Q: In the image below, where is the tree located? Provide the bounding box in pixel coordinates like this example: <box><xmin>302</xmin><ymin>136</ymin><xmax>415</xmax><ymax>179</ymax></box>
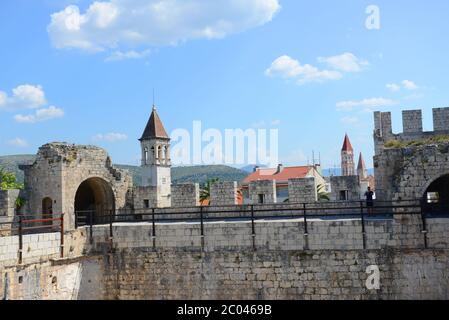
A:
<box><xmin>317</xmin><ymin>184</ymin><xmax>330</xmax><ymax>201</ymax></box>
<box><xmin>0</xmin><ymin>166</ymin><xmax>26</xmax><ymax>210</ymax></box>
<box><xmin>0</xmin><ymin>166</ymin><xmax>24</xmax><ymax>190</ymax></box>
<box><xmin>200</xmin><ymin>178</ymin><xmax>219</xmax><ymax>205</ymax></box>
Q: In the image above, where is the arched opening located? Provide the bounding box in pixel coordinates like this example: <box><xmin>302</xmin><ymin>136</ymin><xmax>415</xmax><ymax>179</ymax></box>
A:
<box><xmin>74</xmin><ymin>177</ymin><xmax>115</xmax><ymax>226</ymax></box>
<box><xmin>423</xmin><ymin>174</ymin><xmax>449</xmax><ymax>214</ymax></box>
<box><xmin>144</xmin><ymin>148</ymin><xmax>149</xmax><ymax>165</ymax></box>
<box><xmin>42</xmin><ymin>197</ymin><xmax>53</xmax><ymax>226</ymax></box>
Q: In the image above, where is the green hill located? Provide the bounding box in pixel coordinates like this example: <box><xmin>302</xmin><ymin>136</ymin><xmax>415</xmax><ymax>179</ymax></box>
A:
<box><xmin>0</xmin><ymin>155</ymin><xmax>247</xmax><ymax>186</ymax></box>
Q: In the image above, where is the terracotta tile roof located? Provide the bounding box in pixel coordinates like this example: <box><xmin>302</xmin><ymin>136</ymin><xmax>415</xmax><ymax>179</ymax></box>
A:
<box><xmin>243</xmin><ymin>166</ymin><xmax>314</xmax><ymax>184</ymax></box>
<box><xmin>341</xmin><ymin>133</ymin><xmax>354</xmax><ymax>152</ymax></box>
<box><xmin>140</xmin><ymin>107</ymin><xmax>169</xmax><ymax>140</ymax></box>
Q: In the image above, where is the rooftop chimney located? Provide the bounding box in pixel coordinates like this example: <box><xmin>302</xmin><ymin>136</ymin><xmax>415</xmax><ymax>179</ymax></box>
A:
<box><xmin>276</xmin><ymin>164</ymin><xmax>284</xmax><ymax>174</ymax></box>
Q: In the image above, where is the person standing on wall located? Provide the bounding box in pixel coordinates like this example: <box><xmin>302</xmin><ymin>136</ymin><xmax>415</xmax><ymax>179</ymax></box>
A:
<box><xmin>365</xmin><ymin>187</ymin><xmax>375</xmax><ymax>214</ymax></box>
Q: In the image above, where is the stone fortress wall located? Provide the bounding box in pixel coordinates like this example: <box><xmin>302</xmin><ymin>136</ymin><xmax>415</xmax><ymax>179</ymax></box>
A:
<box><xmin>1</xmin><ymin>216</ymin><xmax>449</xmax><ymax>300</ymax></box>
<box><xmin>374</xmin><ymin>107</ymin><xmax>449</xmax><ymax>201</ymax></box>
<box><xmin>1</xmin><ymin>107</ymin><xmax>449</xmax><ymax>300</ymax></box>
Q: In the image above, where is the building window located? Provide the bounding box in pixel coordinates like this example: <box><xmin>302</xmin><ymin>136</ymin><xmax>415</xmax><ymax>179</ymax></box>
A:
<box><xmin>258</xmin><ymin>194</ymin><xmax>265</xmax><ymax>204</ymax></box>
<box><xmin>162</xmin><ymin>178</ymin><xmax>167</xmax><ymax>184</ymax></box>
<box><xmin>339</xmin><ymin>190</ymin><xmax>349</xmax><ymax>201</ymax></box>
<box><xmin>144</xmin><ymin>200</ymin><xmax>150</xmax><ymax>209</ymax></box>
<box><xmin>144</xmin><ymin>148</ymin><xmax>148</xmax><ymax>165</ymax></box>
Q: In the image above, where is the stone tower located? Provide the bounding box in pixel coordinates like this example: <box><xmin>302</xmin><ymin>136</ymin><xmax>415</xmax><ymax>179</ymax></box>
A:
<box><xmin>341</xmin><ymin>134</ymin><xmax>355</xmax><ymax>176</ymax></box>
<box><xmin>139</xmin><ymin>105</ymin><xmax>171</xmax><ymax>207</ymax></box>
<box><xmin>357</xmin><ymin>152</ymin><xmax>368</xmax><ymax>180</ymax></box>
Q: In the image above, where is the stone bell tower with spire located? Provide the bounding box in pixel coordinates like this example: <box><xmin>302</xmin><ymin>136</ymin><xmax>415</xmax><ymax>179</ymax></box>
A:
<box><xmin>139</xmin><ymin>104</ymin><xmax>171</xmax><ymax>207</ymax></box>
<box><xmin>341</xmin><ymin>133</ymin><xmax>355</xmax><ymax>176</ymax></box>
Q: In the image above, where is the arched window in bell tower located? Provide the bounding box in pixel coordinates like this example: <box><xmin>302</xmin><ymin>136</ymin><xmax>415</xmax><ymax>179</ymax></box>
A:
<box><xmin>157</xmin><ymin>145</ymin><xmax>162</xmax><ymax>160</ymax></box>
<box><xmin>144</xmin><ymin>148</ymin><xmax>148</xmax><ymax>165</ymax></box>
<box><xmin>161</xmin><ymin>145</ymin><xmax>166</xmax><ymax>163</ymax></box>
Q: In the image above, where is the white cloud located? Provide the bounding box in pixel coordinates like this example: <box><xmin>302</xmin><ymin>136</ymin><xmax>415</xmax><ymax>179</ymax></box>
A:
<box><xmin>48</xmin><ymin>0</ymin><xmax>281</xmax><ymax>52</ymax></box>
<box><xmin>336</xmin><ymin>98</ymin><xmax>398</xmax><ymax>112</ymax></box>
<box><xmin>14</xmin><ymin>106</ymin><xmax>65</xmax><ymax>123</ymax></box>
<box><xmin>386</xmin><ymin>83</ymin><xmax>401</xmax><ymax>92</ymax></box>
<box><xmin>318</xmin><ymin>52</ymin><xmax>368</xmax><ymax>72</ymax></box>
<box><xmin>402</xmin><ymin>80</ymin><xmax>418</xmax><ymax>90</ymax></box>
<box><xmin>0</xmin><ymin>85</ymin><xmax>47</xmax><ymax>110</ymax></box>
<box><xmin>386</xmin><ymin>80</ymin><xmax>419</xmax><ymax>92</ymax></box>
<box><xmin>93</xmin><ymin>132</ymin><xmax>128</xmax><ymax>142</ymax></box>
<box><xmin>105</xmin><ymin>49</ymin><xmax>151</xmax><ymax>62</ymax></box>
<box><xmin>265</xmin><ymin>55</ymin><xmax>342</xmax><ymax>85</ymax></box>
<box><xmin>7</xmin><ymin>138</ymin><xmax>29</xmax><ymax>148</ymax></box>
<box><xmin>271</xmin><ymin>119</ymin><xmax>281</xmax><ymax>126</ymax></box>
<box><xmin>340</xmin><ymin>116</ymin><xmax>359</xmax><ymax>124</ymax></box>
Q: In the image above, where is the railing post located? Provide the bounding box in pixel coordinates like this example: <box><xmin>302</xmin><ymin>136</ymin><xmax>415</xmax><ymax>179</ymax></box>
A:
<box><xmin>360</xmin><ymin>201</ymin><xmax>367</xmax><ymax>250</ymax></box>
<box><xmin>200</xmin><ymin>206</ymin><xmax>205</xmax><ymax>250</ymax></box>
<box><xmin>60</xmin><ymin>213</ymin><xmax>64</xmax><ymax>259</ymax></box>
<box><xmin>420</xmin><ymin>200</ymin><xmax>428</xmax><ymax>249</ymax></box>
<box><xmin>109</xmin><ymin>210</ymin><xmax>114</xmax><ymax>253</ymax></box>
<box><xmin>18</xmin><ymin>215</ymin><xmax>23</xmax><ymax>264</ymax></box>
<box><xmin>251</xmin><ymin>205</ymin><xmax>256</xmax><ymax>250</ymax></box>
<box><xmin>89</xmin><ymin>210</ymin><xmax>93</xmax><ymax>245</ymax></box>
<box><xmin>151</xmin><ymin>208</ymin><xmax>156</xmax><ymax>249</ymax></box>
<box><xmin>303</xmin><ymin>203</ymin><xmax>309</xmax><ymax>250</ymax></box>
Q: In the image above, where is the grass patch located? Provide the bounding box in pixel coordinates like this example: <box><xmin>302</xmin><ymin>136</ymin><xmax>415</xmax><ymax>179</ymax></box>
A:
<box><xmin>384</xmin><ymin>135</ymin><xmax>449</xmax><ymax>149</ymax></box>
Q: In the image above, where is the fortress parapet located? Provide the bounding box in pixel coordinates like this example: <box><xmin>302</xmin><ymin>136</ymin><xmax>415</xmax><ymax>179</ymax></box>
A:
<box><xmin>374</xmin><ymin>107</ymin><xmax>449</xmax><ymax>154</ymax></box>
<box><xmin>373</xmin><ymin>107</ymin><xmax>449</xmax><ymax>202</ymax></box>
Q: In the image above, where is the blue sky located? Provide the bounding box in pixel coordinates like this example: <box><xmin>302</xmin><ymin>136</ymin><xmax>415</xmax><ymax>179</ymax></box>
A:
<box><xmin>1</xmin><ymin>0</ymin><xmax>449</xmax><ymax>169</ymax></box>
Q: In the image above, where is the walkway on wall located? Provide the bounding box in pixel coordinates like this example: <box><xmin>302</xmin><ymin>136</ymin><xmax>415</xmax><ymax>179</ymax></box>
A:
<box><xmin>74</xmin><ymin>199</ymin><xmax>449</xmax><ymax>250</ymax></box>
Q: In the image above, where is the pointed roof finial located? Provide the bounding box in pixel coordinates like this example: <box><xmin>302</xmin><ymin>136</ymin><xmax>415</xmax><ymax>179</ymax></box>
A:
<box><xmin>140</xmin><ymin>91</ymin><xmax>169</xmax><ymax>141</ymax></box>
<box><xmin>152</xmin><ymin>88</ymin><xmax>156</xmax><ymax>111</ymax></box>
<box><xmin>341</xmin><ymin>133</ymin><xmax>354</xmax><ymax>152</ymax></box>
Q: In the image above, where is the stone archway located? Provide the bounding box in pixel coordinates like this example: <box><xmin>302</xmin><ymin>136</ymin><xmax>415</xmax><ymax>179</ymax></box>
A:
<box><xmin>74</xmin><ymin>177</ymin><xmax>115</xmax><ymax>226</ymax></box>
<box><xmin>42</xmin><ymin>197</ymin><xmax>53</xmax><ymax>226</ymax></box>
<box><xmin>422</xmin><ymin>174</ymin><xmax>449</xmax><ymax>214</ymax></box>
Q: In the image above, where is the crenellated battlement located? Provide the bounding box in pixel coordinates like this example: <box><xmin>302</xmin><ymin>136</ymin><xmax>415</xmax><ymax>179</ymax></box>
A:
<box><xmin>374</xmin><ymin>107</ymin><xmax>449</xmax><ymax>154</ymax></box>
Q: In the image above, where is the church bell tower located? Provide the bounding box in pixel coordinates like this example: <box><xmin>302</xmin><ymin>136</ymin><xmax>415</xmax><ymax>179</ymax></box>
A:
<box><xmin>139</xmin><ymin>104</ymin><xmax>171</xmax><ymax>207</ymax></box>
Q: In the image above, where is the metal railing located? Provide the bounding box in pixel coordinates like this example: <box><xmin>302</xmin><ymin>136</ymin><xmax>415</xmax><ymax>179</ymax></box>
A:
<box><xmin>0</xmin><ymin>214</ymin><xmax>65</xmax><ymax>264</ymax></box>
<box><xmin>75</xmin><ymin>199</ymin><xmax>449</xmax><ymax>251</ymax></box>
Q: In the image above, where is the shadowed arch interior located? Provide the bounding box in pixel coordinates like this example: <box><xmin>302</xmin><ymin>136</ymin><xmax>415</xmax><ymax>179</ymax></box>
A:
<box><xmin>75</xmin><ymin>178</ymin><xmax>115</xmax><ymax>225</ymax></box>
<box><xmin>423</xmin><ymin>174</ymin><xmax>449</xmax><ymax>214</ymax></box>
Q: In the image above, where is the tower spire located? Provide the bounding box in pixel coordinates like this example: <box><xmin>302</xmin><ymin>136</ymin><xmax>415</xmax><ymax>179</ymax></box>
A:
<box><xmin>341</xmin><ymin>133</ymin><xmax>355</xmax><ymax>176</ymax></box>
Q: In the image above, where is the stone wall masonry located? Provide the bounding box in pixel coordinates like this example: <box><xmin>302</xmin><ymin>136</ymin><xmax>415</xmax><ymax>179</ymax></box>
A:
<box><xmin>132</xmin><ymin>186</ymin><xmax>157</xmax><ymax>210</ymax></box>
<box><xmin>22</xmin><ymin>143</ymin><xmax>134</xmax><ymax>231</ymax></box>
<box><xmin>249</xmin><ymin>180</ymin><xmax>277</xmax><ymax>204</ymax></box>
<box><xmin>3</xmin><ymin>247</ymin><xmax>449</xmax><ymax>300</ymax></box>
<box><xmin>0</xmin><ymin>218</ymin><xmax>448</xmax><ymax>300</ymax></box>
<box><xmin>0</xmin><ymin>256</ymin><xmax>104</xmax><ymax>300</ymax></box>
<box><xmin>0</xmin><ymin>228</ymin><xmax>89</xmax><ymax>269</ymax></box>
<box><xmin>0</xmin><ymin>190</ymin><xmax>20</xmax><ymax>236</ymax></box>
<box><xmin>374</xmin><ymin>143</ymin><xmax>449</xmax><ymax>201</ymax></box>
<box><xmin>0</xmin><ymin>232</ymin><xmax>61</xmax><ymax>268</ymax></box>
<box><xmin>330</xmin><ymin>176</ymin><xmax>361</xmax><ymax>202</ymax></box>
<box><xmin>288</xmin><ymin>178</ymin><xmax>317</xmax><ymax>204</ymax></box>
<box><xmin>402</xmin><ymin>110</ymin><xmax>423</xmax><ymax>133</ymax></box>
<box><xmin>0</xmin><ymin>189</ymin><xmax>19</xmax><ymax>217</ymax></box>
<box><xmin>98</xmin><ymin>248</ymin><xmax>449</xmax><ymax>300</ymax></box>
<box><xmin>88</xmin><ymin>217</ymin><xmax>449</xmax><ymax>253</ymax></box>
<box><xmin>210</xmin><ymin>181</ymin><xmax>238</xmax><ymax>206</ymax></box>
<box><xmin>433</xmin><ymin>107</ymin><xmax>449</xmax><ymax>131</ymax></box>
<box><xmin>171</xmin><ymin>184</ymin><xmax>200</xmax><ymax>208</ymax></box>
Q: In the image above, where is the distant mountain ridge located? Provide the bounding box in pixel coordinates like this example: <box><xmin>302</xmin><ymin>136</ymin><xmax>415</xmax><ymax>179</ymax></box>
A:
<box><xmin>0</xmin><ymin>155</ymin><xmax>247</xmax><ymax>186</ymax></box>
